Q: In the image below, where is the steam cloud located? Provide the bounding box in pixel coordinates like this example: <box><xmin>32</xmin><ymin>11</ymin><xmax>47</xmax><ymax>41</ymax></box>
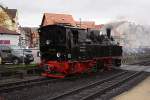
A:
<box><xmin>107</xmin><ymin>20</ymin><xmax>150</xmax><ymax>54</ymax></box>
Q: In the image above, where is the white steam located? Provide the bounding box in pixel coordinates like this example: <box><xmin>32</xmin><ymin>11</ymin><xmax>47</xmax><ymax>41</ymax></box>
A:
<box><xmin>108</xmin><ymin>20</ymin><xmax>150</xmax><ymax>54</ymax></box>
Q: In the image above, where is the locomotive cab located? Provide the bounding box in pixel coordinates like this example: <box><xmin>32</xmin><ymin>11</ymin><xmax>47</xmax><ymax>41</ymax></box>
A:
<box><xmin>39</xmin><ymin>25</ymin><xmax>86</xmax><ymax>61</ymax></box>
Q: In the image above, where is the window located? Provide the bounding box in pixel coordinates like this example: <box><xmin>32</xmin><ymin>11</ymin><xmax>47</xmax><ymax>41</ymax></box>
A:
<box><xmin>72</xmin><ymin>30</ymin><xmax>78</xmax><ymax>45</ymax></box>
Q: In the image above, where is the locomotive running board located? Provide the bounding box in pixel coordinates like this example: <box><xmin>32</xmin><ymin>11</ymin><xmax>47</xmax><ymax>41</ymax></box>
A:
<box><xmin>41</xmin><ymin>73</ymin><xmax>65</xmax><ymax>78</ymax></box>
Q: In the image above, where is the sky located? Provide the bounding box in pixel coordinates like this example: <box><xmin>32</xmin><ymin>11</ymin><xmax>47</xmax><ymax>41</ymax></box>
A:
<box><xmin>1</xmin><ymin>0</ymin><xmax>150</xmax><ymax>27</ymax></box>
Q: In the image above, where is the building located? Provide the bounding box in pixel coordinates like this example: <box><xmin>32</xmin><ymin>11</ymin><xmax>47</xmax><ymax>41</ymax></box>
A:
<box><xmin>30</xmin><ymin>27</ymin><xmax>39</xmax><ymax>48</ymax></box>
<box><xmin>0</xmin><ymin>5</ymin><xmax>20</xmax><ymax>47</ymax></box>
<box><xmin>21</xmin><ymin>27</ymin><xmax>39</xmax><ymax>48</ymax></box>
<box><xmin>41</xmin><ymin>13</ymin><xmax>76</xmax><ymax>26</ymax></box>
<box><xmin>0</xmin><ymin>26</ymin><xmax>20</xmax><ymax>45</ymax></box>
<box><xmin>20</xmin><ymin>27</ymin><xmax>31</xmax><ymax>48</ymax></box>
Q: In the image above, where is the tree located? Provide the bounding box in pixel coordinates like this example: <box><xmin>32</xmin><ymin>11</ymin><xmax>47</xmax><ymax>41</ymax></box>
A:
<box><xmin>0</xmin><ymin>5</ymin><xmax>10</xmax><ymax>28</ymax></box>
<box><xmin>0</xmin><ymin>11</ymin><xmax>7</xmax><ymax>23</ymax></box>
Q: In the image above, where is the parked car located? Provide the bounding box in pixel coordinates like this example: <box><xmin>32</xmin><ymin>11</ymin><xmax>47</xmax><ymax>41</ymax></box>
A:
<box><xmin>0</xmin><ymin>45</ymin><xmax>34</xmax><ymax>64</ymax></box>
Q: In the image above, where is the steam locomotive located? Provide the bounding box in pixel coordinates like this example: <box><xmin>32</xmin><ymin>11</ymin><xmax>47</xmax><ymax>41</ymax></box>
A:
<box><xmin>38</xmin><ymin>24</ymin><xmax>122</xmax><ymax>78</ymax></box>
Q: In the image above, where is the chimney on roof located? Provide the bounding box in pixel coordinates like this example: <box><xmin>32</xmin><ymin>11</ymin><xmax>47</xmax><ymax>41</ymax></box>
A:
<box><xmin>79</xmin><ymin>18</ymin><xmax>82</xmax><ymax>28</ymax></box>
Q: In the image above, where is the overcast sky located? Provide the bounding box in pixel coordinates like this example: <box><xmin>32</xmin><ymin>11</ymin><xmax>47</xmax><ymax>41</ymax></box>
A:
<box><xmin>1</xmin><ymin>0</ymin><xmax>150</xmax><ymax>27</ymax></box>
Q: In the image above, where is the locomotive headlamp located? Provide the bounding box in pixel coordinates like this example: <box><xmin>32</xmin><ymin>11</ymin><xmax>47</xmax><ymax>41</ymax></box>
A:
<box><xmin>56</xmin><ymin>52</ymin><xmax>61</xmax><ymax>58</ymax></box>
<box><xmin>46</xmin><ymin>40</ymin><xmax>50</xmax><ymax>45</ymax></box>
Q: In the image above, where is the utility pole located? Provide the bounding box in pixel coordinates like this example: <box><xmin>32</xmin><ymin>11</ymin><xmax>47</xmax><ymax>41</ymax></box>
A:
<box><xmin>20</xmin><ymin>36</ymin><xmax>25</xmax><ymax>65</ymax></box>
<box><xmin>79</xmin><ymin>18</ymin><xmax>82</xmax><ymax>28</ymax></box>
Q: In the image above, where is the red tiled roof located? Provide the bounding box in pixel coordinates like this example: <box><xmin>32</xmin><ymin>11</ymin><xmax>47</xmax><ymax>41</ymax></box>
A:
<box><xmin>76</xmin><ymin>21</ymin><xmax>95</xmax><ymax>29</ymax></box>
<box><xmin>95</xmin><ymin>24</ymin><xmax>104</xmax><ymax>30</ymax></box>
<box><xmin>41</xmin><ymin>13</ymin><xmax>104</xmax><ymax>30</ymax></box>
<box><xmin>41</xmin><ymin>13</ymin><xmax>76</xmax><ymax>26</ymax></box>
<box><xmin>0</xmin><ymin>26</ymin><xmax>20</xmax><ymax>35</ymax></box>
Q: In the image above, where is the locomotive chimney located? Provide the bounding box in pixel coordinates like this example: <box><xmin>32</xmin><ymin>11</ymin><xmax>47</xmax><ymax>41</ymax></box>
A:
<box><xmin>106</xmin><ymin>28</ymin><xmax>111</xmax><ymax>39</ymax></box>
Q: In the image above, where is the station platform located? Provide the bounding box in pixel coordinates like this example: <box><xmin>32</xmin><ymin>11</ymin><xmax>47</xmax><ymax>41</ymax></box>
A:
<box><xmin>112</xmin><ymin>76</ymin><xmax>150</xmax><ymax>100</ymax></box>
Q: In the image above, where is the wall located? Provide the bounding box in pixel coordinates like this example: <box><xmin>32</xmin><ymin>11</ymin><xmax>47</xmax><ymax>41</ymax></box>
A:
<box><xmin>0</xmin><ymin>34</ymin><xmax>20</xmax><ymax>45</ymax></box>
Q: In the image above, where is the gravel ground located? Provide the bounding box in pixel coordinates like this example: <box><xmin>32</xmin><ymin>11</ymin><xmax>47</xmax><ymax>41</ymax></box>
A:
<box><xmin>0</xmin><ymin>69</ymin><xmax>124</xmax><ymax>100</ymax></box>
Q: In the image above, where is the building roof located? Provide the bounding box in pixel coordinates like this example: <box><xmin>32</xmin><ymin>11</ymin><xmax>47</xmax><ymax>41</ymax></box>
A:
<box><xmin>0</xmin><ymin>5</ymin><xmax>6</xmax><ymax>11</ymax></box>
<box><xmin>30</xmin><ymin>27</ymin><xmax>38</xmax><ymax>33</ymax></box>
<box><xmin>95</xmin><ymin>24</ymin><xmax>104</xmax><ymax>30</ymax></box>
<box><xmin>0</xmin><ymin>26</ymin><xmax>20</xmax><ymax>35</ymax></box>
<box><xmin>21</xmin><ymin>27</ymin><xmax>31</xmax><ymax>33</ymax></box>
<box><xmin>5</xmin><ymin>9</ymin><xmax>17</xmax><ymax>19</ymax></box>
<box><xmin>0</xmin><ymin>5</ymin><xmax>17</xmax><ymax>22</ymax></box>
<box><xmin>76</xmin><ymin>21</ymin><xmax>96</xmax><ymax>29</ymax></box>
<box><xmin>40</xmin><ymin>13</ymin><xmax>104</xmax><ymax>30</ymax></box>
<box><xmin>41</xmin><ymin>13</ymin><xmax>76</xmax><ymax>26</ymax></box>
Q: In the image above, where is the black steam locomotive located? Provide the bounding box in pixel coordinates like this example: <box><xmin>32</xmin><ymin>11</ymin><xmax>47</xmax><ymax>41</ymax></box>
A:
<box><xmin>38</xmin><ymin>24</ymin><xmax>122</xmax><ymax>78</ymax></box>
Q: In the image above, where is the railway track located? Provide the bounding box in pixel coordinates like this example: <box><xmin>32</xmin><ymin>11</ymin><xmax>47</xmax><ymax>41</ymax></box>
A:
<box><xmin>0</xmin><ymin>77</ymin><xmax>61</xmax><ymax>93</ymax></box>
<box><xmin>140</xmin><ymin>61</ymin><xmax>150</xmax><ymax>66</ymax></box>
<box><xmin>130</xmin><ymin>60</ymin><xmax>150</xmax><ymax>66</ymax></box>
<box><xmin>0</xmin><ymin>74</ymin><xmax>90</xmax><ymax>93</ymax></box>
<box><xmin>47</xmin><ymin>70</ymin><xmax>147</xmax><ymax>100</ymax></box>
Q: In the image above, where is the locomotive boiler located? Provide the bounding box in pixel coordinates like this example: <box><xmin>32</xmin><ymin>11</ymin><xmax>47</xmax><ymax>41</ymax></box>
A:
<box><xmin>38</xmin><ymin>24</ymin><xmax>122</xmax><ymax>78</ymax></box>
